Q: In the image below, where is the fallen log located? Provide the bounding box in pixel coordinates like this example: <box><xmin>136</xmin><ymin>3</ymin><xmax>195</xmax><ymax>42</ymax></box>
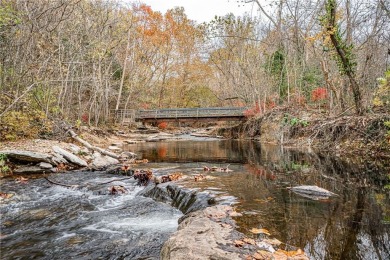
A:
<box><xmin>52</xmin><ymin>146</ymin><xmax>88</xmax><ymax>167</ymax></box>
<box><xmin>67</xmin><ymin>129</ymin><xmax>121</xmax><ymax>160</ymax></box>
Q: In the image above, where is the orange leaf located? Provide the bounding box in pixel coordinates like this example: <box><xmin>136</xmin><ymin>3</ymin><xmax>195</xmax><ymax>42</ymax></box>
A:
<box><xmin>234</xmin><ymin>240</ymin><xmax>245</xmax><ymax>247</ymax></box>
<box><xmin>243</xmin><ymin>238</ymin><xmax>256</xmax><ymax>245</ymax></box>
<box><xmin>254</xmin><ymin>251</ymin><xmax>273</xmax><ymax>260</ymax></box>
<box><xmin>250</xmin><ymin>228</ymin><xmax>271</xmax><ymax>236</ymax></box>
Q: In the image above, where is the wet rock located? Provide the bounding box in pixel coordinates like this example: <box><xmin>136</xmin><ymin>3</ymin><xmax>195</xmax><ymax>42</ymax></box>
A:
<box><xmin>160</xmin><ymin>205</ymin><xmax>242</xmax><ymax>260</ymax></box>
<box><xmin>139</xmin><ymin>183</ymin><xmax>215</xmax><ymax>214</ymax></box>
<box><xmin>0</xmin><ymin>150</ymin><xmax>52</xmax><ymax>163</ymax></box>
<box><xmin>289</xmin><ymin>185</ymin><xmax>337</xmax><ymax>200</ymax></box>
<box><xmin>52</xmin><ymin>146</ymin><xmax>88</xmax><ymax>167</ymax></box>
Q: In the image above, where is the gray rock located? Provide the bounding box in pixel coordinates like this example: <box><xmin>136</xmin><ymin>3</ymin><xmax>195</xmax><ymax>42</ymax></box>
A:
<box><xmin>108</xmin><ymin>146</ymin><xmax>122</xmax><ymax>151</ymax></box>
<box><xmin>160</xmin><ymin>205</ymin><xmax>241</xmax><ymax>260</ymax></box>
<box><xmin>91</xmin><ymin>152</ymin><xmax>119</xmax><ymax>169</ymax></box>
<box><xmin>290</xmin><ymin>185</ymin><xmax>337</xmax><ymax>200</ymax></box>
<box><xmin>38</xmin><ymin>162</ymin><xmax>53</xmax><ymax>169</ymax></box>
<box><xmin>50</xmin><ymin>153</ymin><xmax>68</xmax><ymax>166</ymax></box>
<box><xmin>14</xmin><ymin>166</ymin><xmax>49</xmax><ymax>174</ymax></box>
<box><xmin>69</xmin><ymin>144</ymin><xmax>82</xmax><ymax>154</ymax></box>
<box><xmin>0</xmin><ymin>150</ymin><xmax>51</xmax><ymax>163</ymax></box>
<box><xmin>52</xmin><ymin>146</ymin><xmax>88</xmax><ymax>167</ymax></box>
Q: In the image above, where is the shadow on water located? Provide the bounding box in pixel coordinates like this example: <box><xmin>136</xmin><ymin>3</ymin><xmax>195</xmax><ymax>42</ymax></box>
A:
<box><xmin>126</xmin><ymin>139</ymin><xmax>390</xmax><ymax>260</ymax></box>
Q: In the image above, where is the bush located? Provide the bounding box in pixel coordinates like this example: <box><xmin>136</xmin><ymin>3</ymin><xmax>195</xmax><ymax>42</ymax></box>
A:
<box><xmin>157</xmin><ymin>121</ymin><xmax>168</xmax><ymax>130</ymax></box>
<box><xmin>0</xmin><ymin>110</ymin><xmax>52</xmax><ymax>141</ymax></box>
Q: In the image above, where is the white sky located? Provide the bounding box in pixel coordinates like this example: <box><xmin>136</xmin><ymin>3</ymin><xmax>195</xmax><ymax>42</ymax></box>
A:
<box><xmin>127</xmin><ymin>0</ymin><xmax>257</xmax><ymax>23</ymax></box>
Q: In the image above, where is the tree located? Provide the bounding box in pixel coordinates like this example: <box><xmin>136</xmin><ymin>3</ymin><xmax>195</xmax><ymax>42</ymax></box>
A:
<box><xmin>322</xmin><ymin>0</ymin><xmax>363</xmax><ymax>115</ymax></box>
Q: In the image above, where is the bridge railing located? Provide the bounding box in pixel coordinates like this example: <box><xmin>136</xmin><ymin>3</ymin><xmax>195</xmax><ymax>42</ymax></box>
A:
<box><xmin>135</xmin><ymin>107</ymin><xmax>248</xmax><ymax>119</ymax></box>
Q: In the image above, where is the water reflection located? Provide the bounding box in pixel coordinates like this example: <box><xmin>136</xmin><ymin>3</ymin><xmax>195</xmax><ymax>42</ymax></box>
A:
<box><xmin>126</xmin><ymin>139</ymin><xmax>390</xmax><ymax>260</ymax></box>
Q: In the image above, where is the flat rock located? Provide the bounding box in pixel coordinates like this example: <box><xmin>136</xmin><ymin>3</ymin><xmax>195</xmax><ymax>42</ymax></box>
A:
<box><xmin>14</xmin><ymin>166</ymin><xmax>49</xmax><ymax>174</ymax></box>
<box><xmin>0</xmin><ymin>150</ymin><xmax>52</xmax><ymax>163</ymax></box>
<box><xmin>38</xmin><ymin>162</ymin><xmax>53</xmax><ymax>169</ymax></box>
<box><xmin>91</xmin><ymin>152</ymin><xmax>119</xmax><ymax>169</ymax></box>
<box><xmin>52</xmin><ymin>146</ymin><xmax>88</xmax><ymax>167</ymax></box>
<box><xmin>50</xmin><ymin>153</ymin><xmax>68</xmax><ymax>166</ymax></box>
<box><xmin>108</xmin><ymin>146</ymin><xmax>122</xmax><ymax>151</ymax></box>
<box><xmin>160</xmin><ymin>205</ymin><xmax>242</xmax><ymax>260</ymax></box>
<box><xmin>290</xmin><ymin>185</ymin><xmax>337</xmax><ymax>200</ymax></box>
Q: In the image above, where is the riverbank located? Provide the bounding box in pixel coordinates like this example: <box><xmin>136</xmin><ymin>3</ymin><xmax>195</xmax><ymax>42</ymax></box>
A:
<box><xmin>1</xmin><ymin>111</ymin><xmax>383</xmax><ymax>259</ymax></box>
<box><xmin>217</xmin><ymin>107</ymin><xmax>390</xmax><ymax>160</ymax></box>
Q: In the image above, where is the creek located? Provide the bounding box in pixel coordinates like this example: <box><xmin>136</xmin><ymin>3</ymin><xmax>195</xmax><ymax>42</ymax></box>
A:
<box><xmin>1</xmin><ymin>137</ymin><xmax>389</xmax><ymax>259</ymax></box>
<box><xmin>126</xmin><ymin>137</ymin><xmax>390</xmax><ymax>260</ymax></box>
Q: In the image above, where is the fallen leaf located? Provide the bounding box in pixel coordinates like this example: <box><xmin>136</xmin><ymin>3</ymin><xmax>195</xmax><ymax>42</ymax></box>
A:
<box><xmin>243</xmin><ymin>238</ymin><xmax>256</xmax><ymax>245</ymax></box>
<box><xmin>273</xmin><ymin>251</ymin><xmax>288</xmax><ymax>260</ymax></box>
<box><xmin>253</xmin><ymin>251</ymin><xmax>273</xmax><ymax>260</ymax></box>
<box><xmin>229</xmin><ymin>211</ymin><xmax>243</xmax><ymax>217</ymax></box>
<box><xmin>250</xmin><ymin>228</ymin><xmax>271</xmax><ymax>236</ymax></box>
<box><xmin>256</xmin><ymin>250</ymin><xmax>273</xmax><ymax>259</ymax></box>
<box><xmin>234</xmin><ymin>240</ymin><xmax>245</xmax><ymax>247</ymax></box>
<box><xmin>262</xmin><ymin>238</ymin><xmax>282</xmax><ymax>246</ymax></box>
<box><xmin>275</xmin><ymin>249</ymin><xmax>306</xmax><ymax>258</ymax></box>
<box><xmin>0</xmin><ymin>192</ymin><xmax>13</xmax><ymax>199</ymax></box>
<box><xmin>15</xmin><ymin>176</ymin><xmax>28</xmax><ymax>184</ymax></box>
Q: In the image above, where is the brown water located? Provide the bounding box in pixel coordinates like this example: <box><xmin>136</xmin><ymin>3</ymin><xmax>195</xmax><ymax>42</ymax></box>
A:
<box><xmin>126</xmin><ymin>138</ymin><xmax>390</xmax><ymax>260</ymax></box>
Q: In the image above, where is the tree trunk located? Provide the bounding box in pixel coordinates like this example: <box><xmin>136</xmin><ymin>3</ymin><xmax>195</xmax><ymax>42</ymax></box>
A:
<box><xmin>327</xmin><ymin>0</ymin><xmax>364</xmax><ymax>115</ymax></box>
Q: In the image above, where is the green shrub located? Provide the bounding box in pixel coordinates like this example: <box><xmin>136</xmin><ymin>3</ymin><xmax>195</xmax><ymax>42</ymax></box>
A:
<box><xmin>0</xmin><ymin>110</ymin><xmax>52</xmax><ymax>141</ymax></box>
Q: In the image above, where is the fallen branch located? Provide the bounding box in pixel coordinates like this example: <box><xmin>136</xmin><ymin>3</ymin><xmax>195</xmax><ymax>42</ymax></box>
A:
<box><xmin>67</xmin><ymin>129</ymin><xmax>120</xmax><ymax>159</ymax></box>
<box><xmin>97</xmin><ymin>177</ymin><xmax>133</xmax><ymax>185</ymax></box>
<box><xmin>44</xmin><ymin>177</ymin><xmax>78</xmax><ymax>188</ymax></box>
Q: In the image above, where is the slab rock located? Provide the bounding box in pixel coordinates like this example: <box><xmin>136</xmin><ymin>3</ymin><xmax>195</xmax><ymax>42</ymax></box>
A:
<box><xmin>14</xmin><ymin>166</ymin><xmax>49</xmax><ymax>174</ymax></box>
<box><xmin>91</xmin><ymin>152</ymin><xmax>119</xmax><ymax>169</ymax></box>
<box><xmin>160</xmin><ymin>205</ymin><xmax>242</xmax><ymax>260</ymax></box>
<box><xmin>52</xmin><ymin>146</ymin><xmax>88</xmax><ymax>167</ymax></box>
<box><xmin>0</xmin><ymin>150</ymin><xmax>52</xmax><ymax>163</ymax></box>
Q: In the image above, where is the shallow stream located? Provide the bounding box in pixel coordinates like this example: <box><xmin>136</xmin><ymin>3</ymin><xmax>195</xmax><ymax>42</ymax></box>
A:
<box><xmin>126</xmin><ymin>138</ymin><xmax>390</xmax><ymax>260</ymax></box>
<box><xmin>1</xmin><ymin>137</ymin><xmax>389</xmax><ymax>259</ymax></box>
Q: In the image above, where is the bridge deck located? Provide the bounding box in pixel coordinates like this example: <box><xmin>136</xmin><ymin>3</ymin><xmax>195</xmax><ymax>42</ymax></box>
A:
<box><xmin>115</xmin><ymin>107</ymin><xmax>248</xmax><ymax>123</ymax></box>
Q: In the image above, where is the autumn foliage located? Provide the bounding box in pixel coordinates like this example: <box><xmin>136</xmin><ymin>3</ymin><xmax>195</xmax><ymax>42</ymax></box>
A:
<box><xmin>311</xmin><ymin>87</ymin><xmax>328</xmax><ymax>102</ymax></box>
<box><xmin>157</xmin><ymin>121</ymin><xmax>168</xmax><ymax>130</ymax></box>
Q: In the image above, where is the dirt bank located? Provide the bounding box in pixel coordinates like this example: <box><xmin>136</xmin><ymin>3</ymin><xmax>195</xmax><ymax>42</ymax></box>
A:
<box><xmin>217</xmin><ymin>107</ymin><xmax>390</xmax><ymax>160</ymax></box>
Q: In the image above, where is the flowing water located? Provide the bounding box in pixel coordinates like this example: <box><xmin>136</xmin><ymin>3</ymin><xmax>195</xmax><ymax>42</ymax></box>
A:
<box><xmin>125</xmin><ymin>138</ymin><xmax>390</xmax><ymax>260</ymax></box>
<box><xmin>0</xmin><ymin>172</ymin><xmax>182</xmax><ymax>259</ymax></box>
<box><xmin>1</xmin><ymin>137</ymin><xmax>389</xmax><ymax>260</ymax></box>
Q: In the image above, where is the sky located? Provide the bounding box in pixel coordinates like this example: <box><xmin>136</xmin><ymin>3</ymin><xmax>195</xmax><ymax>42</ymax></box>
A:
<box><xmin>127</xmin><ymin>0</ymin><xmax>257</xmax><ymax>23</ymax></box>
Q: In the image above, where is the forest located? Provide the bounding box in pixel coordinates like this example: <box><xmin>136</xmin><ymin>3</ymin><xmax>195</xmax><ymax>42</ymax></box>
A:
<box><xmin>0</xmin><ymin>0</ymin><xmax>389</xmax><ymax>140</ymax></box>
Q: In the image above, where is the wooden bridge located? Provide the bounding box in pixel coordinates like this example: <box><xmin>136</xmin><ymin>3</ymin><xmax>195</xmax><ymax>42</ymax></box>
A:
<box><xmin>115</xmin><ymin>107</ymin><xmax>248</xmax><ymax>124</ymax></box>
